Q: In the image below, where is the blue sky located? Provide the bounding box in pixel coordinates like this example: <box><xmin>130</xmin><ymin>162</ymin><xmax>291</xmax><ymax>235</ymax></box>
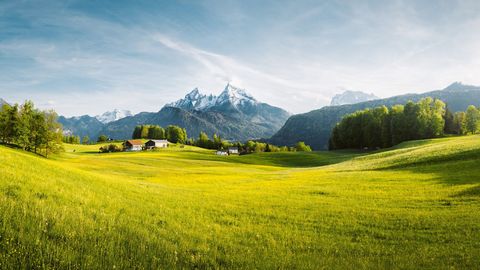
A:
<box><xmin>1</xmin><ymin>0</ymin><xmax>480</xmax><ymax>116</ymax></box>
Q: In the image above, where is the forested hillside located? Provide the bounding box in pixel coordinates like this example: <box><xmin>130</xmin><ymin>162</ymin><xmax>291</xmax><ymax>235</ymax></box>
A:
<box><xmin>329</xmin><ymin>98</ymin><xmax>480</xmax><ymax>150</ymax></box>
<box><xmin>270</xmin><ymin>83</ymin><xmax>480</xmax><ymax>150</ymax></box>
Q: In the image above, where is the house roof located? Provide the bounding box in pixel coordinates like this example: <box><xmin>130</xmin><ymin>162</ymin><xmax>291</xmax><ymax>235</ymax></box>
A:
<box><xmin>126</xmin><ymin>139</ymin><xmax>143</xmax><ymax>146</ymax></box>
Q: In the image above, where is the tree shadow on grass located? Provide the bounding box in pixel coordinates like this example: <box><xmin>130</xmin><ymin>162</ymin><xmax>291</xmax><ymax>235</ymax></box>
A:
<box><xmin>394</xmin><ymin>158</ymin><xmax>480</xmax><ymax>185</ymax></box>
<box><xmin>178</xmin><ymin>151</ymin><xmax>364</xmax><ymax>168</ymax></box>
<box><xmin>451</xmin><ymin>185</ymin><xmax>480</xmax><ymax>197</ymax></box>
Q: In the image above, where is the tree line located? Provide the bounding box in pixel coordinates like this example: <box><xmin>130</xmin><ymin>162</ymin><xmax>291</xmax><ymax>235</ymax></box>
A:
<box><xmin>131</xmin><ymin>125</ymin><xmax>312</xmax><ymax>153</ymax></box>
<box><xmin>444</xmin><ymin>105</ymin><xmax>480</xmax><ymax>135</ymax></box>
<box><xmin>132</xmin><ymin>125</ymin><xmax>187</xmax><ymax>144</ymax></box>
<box><xmin>192</xmin><ymin>132</ymin><xmax>312</xmax><ymax>153</ymax></box>
<box><xmin>0</xmin><ymin>101</ymin><xmax>63</xmax><ymax>157</ymax></box>
<box><xmin>329</xmin><ymin>97</ymin><xmax>480</xmax><ymax>150</ymax></box>
<box><xmin>63</xmin><ymin>135</ymin><xmax>91</xmax><ymax>144</ymax></box>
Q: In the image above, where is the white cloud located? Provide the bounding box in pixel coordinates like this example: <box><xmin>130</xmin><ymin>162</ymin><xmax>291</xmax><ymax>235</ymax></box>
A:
<box><xmin>1</xmin><ymin>0</ymin><xmax>480</xmax><ymax>117</ymax></box>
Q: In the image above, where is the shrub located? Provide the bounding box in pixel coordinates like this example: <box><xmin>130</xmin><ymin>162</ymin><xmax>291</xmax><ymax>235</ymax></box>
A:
<box><xmin>99</xmin><ymin>144</ymin><xmax>123</xmax><ymax>153</ymax></box>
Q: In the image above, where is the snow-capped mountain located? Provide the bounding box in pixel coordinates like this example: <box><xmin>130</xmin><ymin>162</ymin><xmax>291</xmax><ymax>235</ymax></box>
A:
<box><xmin>167</xmin><ymin>88</ymin><xmax>216</xmax><ymax>111</ymax></box>
<box><xmin>60</xmin><ymin>84</ymin><xmax>290</xmax><ymax>141</ymax></box>
<box><xmin>330</xmin><ymin>90</ymin><xmax>378</xmax><ymax>106</ymax></box>
<box><xmin>98</xmin><ymin>84</ymin><xmax>290</xmax><ymax>140</ymax></box>
<box><xmin>167</xmin><ymin>84</ymin><xmax>258</xmax><ymax>112</ymax></box>
<box><xmin>216</xmin><ymin>84</ymin><xmax>256</xmax><ymax>107</ymax></box>
<box><xmin>95</xmin><ymin>109</ymin><xmax>133</xmax><ymax>124</ymax></box>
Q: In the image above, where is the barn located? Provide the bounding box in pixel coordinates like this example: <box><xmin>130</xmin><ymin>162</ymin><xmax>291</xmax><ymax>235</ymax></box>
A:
<box><xmin>145</xmin><ymin>140</ymin><xmax>169</xmax><ymax>149</ymax></box>
<box><xmin>216</xmin><ymin>150</ymin><xmax>228</xmax><ymax>156</ymax></box>
<box><xmin>228</xmin><ymin>147</ymin><xmax>239</xmax><ymax>154</ymax></box>
<box><xmin>124</xmin><ymin>140</ymin><xmax>143</xmax><ymax>151</ymax></box>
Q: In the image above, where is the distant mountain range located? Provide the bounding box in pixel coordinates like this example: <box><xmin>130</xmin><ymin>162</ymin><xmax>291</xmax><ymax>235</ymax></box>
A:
<box><xmin>59</xmin><ymin>84</ymin><xmax>290</xmax><ymax>141</ymax></box>
<box><xmin>269</xmin><ymin>82</ymin><xmax>480</xmax><ymax>150</ymax></box>
<box><xmin>330</xmin><ymin>90</ymin><xmax>378</xmax><ymax>106</ymax></box>
<box><xmin>58</xmin><ymin>115</ymin><xmax>104</xmax><ymax>139</ymax></box>
<box><xmin>96</xmin><ymin>109</ymin><xmax>133</xmax><ymax>124</ymax></box>
<box><xmin>0</xmin><ymin>98</ymin><xmax>7</xmax><ymax>107</ymax></box>
<box><xmin>59</xmin><ymin>109</ymin><xmax>133</xmax><ymax>138</ymax></box>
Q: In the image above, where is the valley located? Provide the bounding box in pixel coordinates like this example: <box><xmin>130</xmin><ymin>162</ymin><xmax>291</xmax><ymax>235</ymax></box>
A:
<box><xmin>1</xmin><ymin>135</ymin><xmax>479</xmax><ymax>268</ymax></box>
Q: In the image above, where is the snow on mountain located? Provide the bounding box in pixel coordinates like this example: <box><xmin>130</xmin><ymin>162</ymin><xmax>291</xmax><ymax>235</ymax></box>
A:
<box><xmin>330</xmin><ymin>90</ymin><xmax>378</xmax><ymax>106</ymax></box>
<box><xmin>216</xmin><ymin>84</ymin><xmax>256</xmax><ymax>106</ymax></box>
<box><xmin>167</xmin><ymin>84</ymin><xmax>257</xmax><ymax>111</ymax></box>
<box><xmin>96</xmin><ymin>109</ymin><xmax>133</xmax><ymax>124</ymax></box>
<box><xmin>167</xmin><ymin>88</ymin><xmax>217</xmax><ymax>110</ymax></box>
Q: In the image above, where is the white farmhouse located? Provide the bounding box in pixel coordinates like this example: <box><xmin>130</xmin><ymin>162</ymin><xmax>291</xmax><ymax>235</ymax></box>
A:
<box><xmin>228</xmin><ymin>147</ymin><xmax>239</xmax><ymax>155</ymax></box>
<box><xmin>216</xmin><ymin>150</ymin><xmax>229</xmax><ymax>156</ymax></box>
<box><xmin>145</xmin><ymin>140</ymin><xmax>169</xmax><ymax>149</ymax></box>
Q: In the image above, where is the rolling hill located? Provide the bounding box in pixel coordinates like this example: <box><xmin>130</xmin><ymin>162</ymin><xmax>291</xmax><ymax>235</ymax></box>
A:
<box><xmin>0</xmin><ymin>135</ymin><xmax>479</xmax><ymax>268</ymax></box>
<box><xmin>270</xmin><ymin>82</ymin><xmax>480</xmax><ymax>150</ymax></box>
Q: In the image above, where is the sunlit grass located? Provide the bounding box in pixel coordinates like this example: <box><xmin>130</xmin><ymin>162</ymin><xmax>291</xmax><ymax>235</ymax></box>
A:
<box><xmin>1</xmin><ymin>136</ymin><xmax>479</xmax><ymax>268</ymax></box>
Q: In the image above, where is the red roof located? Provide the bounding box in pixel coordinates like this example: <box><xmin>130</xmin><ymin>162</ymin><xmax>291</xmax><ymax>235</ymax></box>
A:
<box><xmin>126</xmin><ymin>140</ymin><xmax>143</xmax><ymax>146</ymax></box>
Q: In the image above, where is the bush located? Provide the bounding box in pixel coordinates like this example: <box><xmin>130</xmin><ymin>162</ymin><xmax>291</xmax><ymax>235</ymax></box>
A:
<box><xmin>295</xmin><ymin>141</ymin><xmax>312</xmax><ymax>152</ymax></box>
<box><xmin>99</xmin><ymin>144</ymin><xmax>123</xmax><ymax>153</ymax></box>
<box><xmin>97</xmin><ymin>135</ymin><xmax>109</xmax><ymax>143</ymax></box>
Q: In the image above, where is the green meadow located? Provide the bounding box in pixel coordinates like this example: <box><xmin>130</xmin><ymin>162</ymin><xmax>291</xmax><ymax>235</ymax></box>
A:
<box><xmin>1</xmin><ymin>136</ymin><xmax>480</xmax><ymax>269</ymax></box>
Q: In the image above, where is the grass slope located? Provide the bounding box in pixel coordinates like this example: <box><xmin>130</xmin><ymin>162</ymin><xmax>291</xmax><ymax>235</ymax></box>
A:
<box><xmin>1</xmin><ymin>136</ymin><xmax>479</xmax><ymax>269</ymax></box>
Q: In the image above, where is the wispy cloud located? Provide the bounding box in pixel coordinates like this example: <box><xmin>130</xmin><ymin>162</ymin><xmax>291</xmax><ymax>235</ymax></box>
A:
<box><xmin>1</xmin><ymin>0</ymin><xmax>480</xmax><ymax>116</ymax></box>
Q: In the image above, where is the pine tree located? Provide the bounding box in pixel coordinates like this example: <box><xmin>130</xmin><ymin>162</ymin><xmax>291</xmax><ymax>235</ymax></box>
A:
<box><xmin>132</xmin><ymin>125</ymin><xmax>142</xmax><ymax>139</ymax></box>
<box><xmin>443</xmin><ymin>105</ymin><xmax>455</xmax><ymax>134</ymax></box>
<box><xmin>3</xmin><ymin>104</ymin><xmax>19</xmax><ymax>144</ymax></box>
<box><xmin>265</xmin><ymin>143</ymin><xmax>271</xmax><ymax>152</ymax></box>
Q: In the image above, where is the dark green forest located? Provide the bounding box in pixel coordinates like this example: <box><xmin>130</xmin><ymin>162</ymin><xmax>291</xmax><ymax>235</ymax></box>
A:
<box><xmin>132</xmin><ymin>124</ymin><xmax>187</xmax><ymax>144</ymax></box>
<box><xmin>329</xmin><ymin>97</ymin><xmax>480</xmax><ymax>150</ymax></box>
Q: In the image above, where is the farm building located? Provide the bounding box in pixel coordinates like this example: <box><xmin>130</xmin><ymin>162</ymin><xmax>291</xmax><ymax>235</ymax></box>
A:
<box><xmin>228</xmin><ymin>147</ymin><xmax>239</xmax><ymax>154</ymax></box>
<box><xmin>124</xmin><ymin>140</ymin><xmax>143</xmax><ymax>151</ymax></box>
<box><xmin>145</xmin><ymin>140</ymin><xmax>169</xmax><ymax>149</ymax></box>
<box><xmin>216</xmin><ymin>150</ymin><xmax>229</xmax><ymax>156</ymax></box>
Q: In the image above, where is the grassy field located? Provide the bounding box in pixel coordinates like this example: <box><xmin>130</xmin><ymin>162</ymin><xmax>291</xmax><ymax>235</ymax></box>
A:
<box><xmin>0</xmin><ymin>136</ymin><xmax>479</xmax><ymax>269</ymax></box>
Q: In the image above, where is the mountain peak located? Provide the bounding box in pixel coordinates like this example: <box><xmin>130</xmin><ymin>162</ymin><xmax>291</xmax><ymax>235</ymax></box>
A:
<box><xmin>186</xmin><ymin>88</ymin><xmax>201</xmax><ymax>98</ymax></box>
<box><xmin>167</xmin><ymin>84</ymin><xmax>258</xmax><ymax>111</ymax></box>
<box><xmin>222</xmin><ymin>84</ymin><xmax>252</xmax><ymax>96</ymax></box>
<box><xmin>167</xmin><ymin>87</ymin><xmax>214</xmax><ymax>110</ymax></box>
<box><xmin>330</xmin><ymin>90</ymin><xmax>378</xmax><ymax>106</ymax></box>
<box><xmin>96</xmin><ymin>109</ymin><xmax>133</xmax><ymax>124</ymax></box>
<box><xmin>444</xmin><ymin>82</ymin><xmax>464</xmax><ymax>91</ymax></box>
<box><xmin>217</xmin><ymin>84</ymin><xmax>256</xmax><ymax>106</ymax></box>
<box><xmin>443</xmin><ymin>82</ymin><xmax>480</xmax><ymax>92</ymax></box>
